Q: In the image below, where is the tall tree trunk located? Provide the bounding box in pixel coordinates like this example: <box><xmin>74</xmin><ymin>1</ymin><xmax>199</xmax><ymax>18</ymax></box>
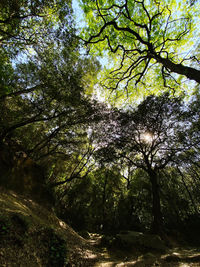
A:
<box><xmin>149</xmin><ymin>170</ymin><xmax>163</xmax><ymax>235</ymax></box>
<box><xmin>155</xmin><ymin>55</ymin><xmax>200</xmax><ymax>84</ymax></box>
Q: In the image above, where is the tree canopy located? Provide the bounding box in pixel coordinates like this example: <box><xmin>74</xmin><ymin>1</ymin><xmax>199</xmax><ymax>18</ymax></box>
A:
<box><xmin>0</xmin><ymin>0</ymin><xmax>101</xmax><ymax>191</ymax></box>
<box><xmin>80</xmin><ymin>0</ymin><xmax>200</xmax><ymax>96</ymax></box>
<box><xmin>93</xmin><ymin>93</ymin><xmax>200</xmax><ymax>233</ymax></box>
<box><xmin>1</xmin><ymin>0</ymin><xmax>200</xmax><ymax>244</ymax></box>
<box><xmin>0</xmin><ymin>0</ymin><xmax>72</xmax><ymax>48</ymax></box>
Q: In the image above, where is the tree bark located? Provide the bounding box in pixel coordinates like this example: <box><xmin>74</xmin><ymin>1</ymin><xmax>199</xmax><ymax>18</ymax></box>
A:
<box><xmin>149</xmin><ymin>170</ymin><xmax>163</xmax><ymax>235</ymax></box>
<box><xmin>155</xmin><ymin>56</ymin><xmax>200</xmax><ymax>84</ymax></box>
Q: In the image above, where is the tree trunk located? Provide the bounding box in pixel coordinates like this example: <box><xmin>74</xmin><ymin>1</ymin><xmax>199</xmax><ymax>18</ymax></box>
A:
<box><xmin>156</xmin><ymin>56</ymin><xmax>200</xmax><ymax>84</ymax></box>
<box><xmin>149</xmin><ymin>170</ymin><xmax>163</xmax><ymax>235</ymax></box>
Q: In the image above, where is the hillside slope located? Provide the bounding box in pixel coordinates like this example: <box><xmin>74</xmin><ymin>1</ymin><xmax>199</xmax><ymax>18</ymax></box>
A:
<box><xmin>1</xmin><ymin>187</ymin><xmax>200</xmax><ymax>267</ymax></box>
<box><xmin>0</xmin><ymin>187</ymin><xmax>99</xmax><ymax>266</ymax></box>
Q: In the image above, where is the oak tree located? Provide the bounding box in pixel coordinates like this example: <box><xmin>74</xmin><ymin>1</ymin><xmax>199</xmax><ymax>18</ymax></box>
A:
<box><xmin>80</xmin><ymin>0</ymin><xmax>200</xmax><ymax>95</ymax></box>
<box><xmin>95</xmin><ymin>93</ymin><xmax>199</xmax><ymax>234</ymax></box>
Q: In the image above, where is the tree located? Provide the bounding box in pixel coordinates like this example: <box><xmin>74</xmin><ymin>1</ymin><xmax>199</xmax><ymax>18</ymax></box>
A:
<box><xmin>0</xmin><ymin>0</ymin><xmax>72</xmax><ymax>48</ymax></box>
<box><xmin>49</xmin><ymin>143</ymin><xmax>96</xmax><ymax>188</ymax></box>
<box><xmin>80</xmin><ymin>0</ymin><xmax>200</xmax><ymax>94</ymax></box>
<box><xmin>95</xmin><ymin>93</ymin><xmax>199</xmax><ymax>234</ymax></box>
<box><xmin>57</xmin><ymin>166</ymin><xmax>124</xmax><ymax>232</ymax></box>
<box><xmin>0</xmin><ymin>38</ymin><xmax>99</xmax><ymax>138</ymax></box>
<box><xmin>0</xmin><ymin>0</ymin><xmax>103</xmax><ymax>195</ymax></box>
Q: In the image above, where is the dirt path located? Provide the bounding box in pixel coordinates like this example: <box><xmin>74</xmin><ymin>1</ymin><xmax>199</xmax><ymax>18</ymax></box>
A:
<box><xmin>86</xmin><ymin>234</ymin><xmax>200</xmax><ymax>267</ymax></box>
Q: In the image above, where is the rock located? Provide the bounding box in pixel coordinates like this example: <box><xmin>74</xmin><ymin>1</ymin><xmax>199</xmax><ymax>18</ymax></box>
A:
<box><xmin>116</xmin><ymin>231</ymin><xmax>167</xmax><ymax>251</ymax></box>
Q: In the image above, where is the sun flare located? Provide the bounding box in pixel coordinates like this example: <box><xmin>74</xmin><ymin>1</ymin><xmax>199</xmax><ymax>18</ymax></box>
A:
<box><xmin>141</xmin><ymin>133</ymin><xmax>153</xmax><ymax>143</ymax></box>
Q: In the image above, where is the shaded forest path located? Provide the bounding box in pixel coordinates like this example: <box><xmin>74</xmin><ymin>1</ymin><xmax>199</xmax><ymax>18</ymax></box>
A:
<box><xmin>87</xmin><ymin>234</ymin><xmax>200</xmax><ymax>267</ymax></box>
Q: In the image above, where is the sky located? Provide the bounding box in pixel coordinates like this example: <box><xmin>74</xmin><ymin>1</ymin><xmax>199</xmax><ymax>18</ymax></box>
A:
<box><xmin>72</xmin><ymin>0</ymin><xmax>86</xmax><ymax>29</ymax></box>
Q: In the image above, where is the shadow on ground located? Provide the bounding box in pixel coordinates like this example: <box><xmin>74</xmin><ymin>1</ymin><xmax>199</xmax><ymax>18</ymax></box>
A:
<box><xmin>88</xmin><ymin>234</ymin><xmax>200</xmax><ymax>267</ymax></box>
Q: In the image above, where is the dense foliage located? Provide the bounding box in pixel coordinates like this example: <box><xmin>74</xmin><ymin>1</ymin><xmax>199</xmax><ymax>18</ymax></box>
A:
<box><xmin>80</xmin><ymin>0</ymin><xmax>200</xmax><ymax>98</ymax></box>
<box><xmin>0</xmin><ymin>0</ymin><xmax>200</xmax><ymax>245</ymax></box>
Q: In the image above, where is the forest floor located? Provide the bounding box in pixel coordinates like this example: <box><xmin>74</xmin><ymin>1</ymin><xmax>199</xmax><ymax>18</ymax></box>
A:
<box><xmin>0</xmin><ymin>187</ymin><xmax>200</xmax><ymax>266</ymax></box>
<box><xmin>88</xmin><ymin>233</ymin><xmax>200</xmax><ymax>267</ymax></box>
